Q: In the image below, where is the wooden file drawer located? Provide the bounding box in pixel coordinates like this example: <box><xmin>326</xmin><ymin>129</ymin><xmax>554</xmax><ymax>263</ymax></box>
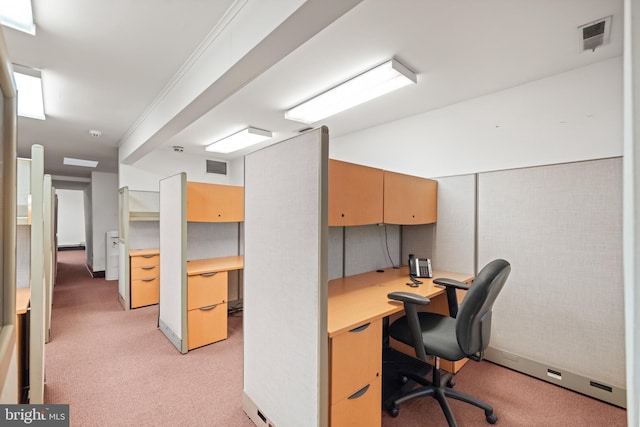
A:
<box><xmin>330</xmin><ymin>318</ymin><xmax>382</xmax><ymax>404</ymax></box>
<box><xmin>187</xmin><ymin>271</ymin><xmax>227</xmax><ymax>310</ymax></box>
<box><xmin>188</xmin><ymin>302</ymin><xmax>228</xmax><ymax>350</ymax></box>
<box><xmin>130</xmin><ymin>250</ymin><xmax>160</xmax><ymax>309</ymax></box>
<box><xmin>131</xmin><ymin>254</ymin><xmax>159</xmax><ymax>269</ymax></box>
<box><xmin>330</xmin><ymin>377</ymin><xmax>381</xmax><ymax>427</ymax></box>
<box><xmin>131</xmin><ymin>277</ymin><xmax>160</xmax><ymax>308</ymax></box>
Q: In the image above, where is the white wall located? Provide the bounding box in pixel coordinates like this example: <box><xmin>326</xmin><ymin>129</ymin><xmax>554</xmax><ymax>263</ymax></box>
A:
<box><xmin>119</xmin><ymin>150</ymin><xmax>244</xmax><ymax>190</ymax></box>
<box><xmin>331</xmin><ymin>57</ymin><xmax>622</xmax><ymax>178</ymax></box>
<box><xmin>90</xmin><ymin>172</ymin><xmax>118</xmax><ymax>272</ymax></box>
<box><xmin>55</xmin><ymin>189</ymin><xmax>86</xmax><ymax>247</ymax></box>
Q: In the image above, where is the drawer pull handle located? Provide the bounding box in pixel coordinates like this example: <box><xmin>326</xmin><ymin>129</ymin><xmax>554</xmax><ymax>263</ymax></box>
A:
<box><xmin>142</xmin><ymin>278</ymin><xmax>155</xmax><ymax>282</ymax></box>
<box><xmin>142</xmin><ymin>254</ymin><xmax>155</xmax><ymax>258</ymax></box>
<box><xmin>348</xmin><ymin>384</ymin><xmax>370</xmax><ymax>400</ymax></box>
<box><xmin>349</xmin><ymin>323</ymin><xmax>370</xmax><ymax>333</ymax></box>
<box><xmin>141</xmin><ymin>266</ymin><xmax>156</xmax><ymax>270</ymax></box>
<box><xmin>200</xmin><ymin>272</ymin><xmax>217</xmax><ymax>277</ymax></box>
<box><xmin>200</xmin><ymin>304</ymin><xmax>218</xmax><ymax>311</ymax></box>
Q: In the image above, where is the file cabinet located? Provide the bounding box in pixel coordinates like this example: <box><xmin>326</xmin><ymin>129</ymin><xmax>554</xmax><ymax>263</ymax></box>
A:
<box><xmin>187</xmin><ymin>270</ymin><xmax>228</xmax><ymax>350</ymax></box>
<box><xmin>329</xmin><ymin>318</ymin><xmax>382</xmax><ymax>427</ymax></box>
<box><xmin>130</xmin><ymin>249</ymin><xmax>160</xmax><ymax>308</ymax></box>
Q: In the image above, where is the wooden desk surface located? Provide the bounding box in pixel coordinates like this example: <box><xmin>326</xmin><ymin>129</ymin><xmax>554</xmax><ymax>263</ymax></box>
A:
<box><xmin>186</xmin><ymin>255</ymin><xmax>244</xmax><ymax>275</ymax></box>
<box><xmin>328</xmin><ymin>266</ymin><xmax>473</xmax><ymax>338</ymax></box>
<box><xmin>16</xmin><ymin>288</ymin><xmax>30</xmax><ymax>315</ymax></box>
<box><xmin>130</xmin><ymin>248</ymin><xmax>159</xmax><ymax>257</ymax></box>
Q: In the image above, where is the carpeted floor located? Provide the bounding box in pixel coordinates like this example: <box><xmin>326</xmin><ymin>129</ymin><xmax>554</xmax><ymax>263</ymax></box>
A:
<box><xmin>45</xmin><ymin>250</ymin><xmax>627</xmax><ymax>426</ymax></box>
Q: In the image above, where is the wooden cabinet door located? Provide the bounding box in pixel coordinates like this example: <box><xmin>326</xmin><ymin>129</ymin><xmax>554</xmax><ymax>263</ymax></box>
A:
<box><xmin>328</xmin><ymin>160</ymin><xmax>383</xmax><ymax>226</ymax></box>
<box><xmin>186</xmin><ymin>181</ymin><xmax>244</xmax><ymax>222</ymax></box>
<box><xmin>383</xmin><ymin>170</ymin><xmax>437</xmax><ymax>224</ymax></box>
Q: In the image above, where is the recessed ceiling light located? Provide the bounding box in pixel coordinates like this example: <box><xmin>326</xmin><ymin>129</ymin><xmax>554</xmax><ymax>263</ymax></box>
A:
<box><xmin>0</xmin><ymin>0</ymin><xmax>36</xmax><ymax>35</ymax></box>
<box><xmin>13</xmin><ymin>64</ymin><xmax>44</xmax><ymax>120</ymax></box>
<box><xmin>89</xmin><ymin>129</ymin><xmax>102</xmax><ymax>137</ymax></box>
<box><xmin>63</xmin><ymin>157</ymin><xmax>99</xmax><ymax>168</ymax></box>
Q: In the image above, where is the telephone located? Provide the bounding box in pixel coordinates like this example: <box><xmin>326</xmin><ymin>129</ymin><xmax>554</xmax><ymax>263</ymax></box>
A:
<box><xmin>408</xmin><ymin>253</ymin><xmax>432</xmax><ymax>278</ymax></box>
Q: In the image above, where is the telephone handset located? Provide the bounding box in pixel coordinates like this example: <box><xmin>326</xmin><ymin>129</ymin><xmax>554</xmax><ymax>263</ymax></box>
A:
<box><xmin>408</xmin><ymin>253</ymin><xmax>432</xmax><ymax>278</ymax></box>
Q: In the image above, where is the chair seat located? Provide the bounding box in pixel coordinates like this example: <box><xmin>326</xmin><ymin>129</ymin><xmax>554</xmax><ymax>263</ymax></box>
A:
<box><xmin>389</xmin><ymin>313</ymin><xmax>466</xmax><ymax>362</ymax></box>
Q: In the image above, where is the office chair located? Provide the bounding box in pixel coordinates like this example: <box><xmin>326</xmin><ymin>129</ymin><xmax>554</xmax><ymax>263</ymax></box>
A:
<box><xmin>386</xmin><ymin>259</ymin><xmax>511</xmax><ymax>427</ymax></box>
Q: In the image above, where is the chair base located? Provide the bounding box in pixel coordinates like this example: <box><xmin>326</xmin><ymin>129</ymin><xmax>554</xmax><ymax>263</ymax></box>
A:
<box><xmin>385</xmin><ymin>358</ymin><xmax>497</xmax><ymax>427</ymax></box>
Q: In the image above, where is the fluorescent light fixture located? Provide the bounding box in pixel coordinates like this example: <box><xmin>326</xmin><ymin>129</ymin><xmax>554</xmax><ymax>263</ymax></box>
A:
<box><xmin>63</xmin><ymin>157</ymin><xmax>99</xmax><ymax>168</ymax></box>
<box><xmin>0</xmin><ymin>0</ymin><xmax>36</xmax><ymax>35</ymax></box>
<box><xmin>285</xmin><ymin>58</ymin><xmax>417</xmax><ymax>124</ymax></box>
<box><xmin>205</xmin><ymin>127</ymin><xmax>272</xmax><ymax>154</ymax></box>
<box><xmin>13</xmin><ymin>64</ymin><xmax>45</xmax><ymax>120</ymax></box>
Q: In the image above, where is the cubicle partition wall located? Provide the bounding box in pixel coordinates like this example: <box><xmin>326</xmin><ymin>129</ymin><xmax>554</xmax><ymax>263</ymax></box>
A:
<box><xmin>43</xmin><ymin>175</ymin><xmax>55</xmax><ymax>343</ymax></box>
<box><xmin>243</xmin><ymin>128</ymin><xmax>329</xmax><ymax>427</ymax></box>
<box><xmin>16</xmin><ymin>159</ymin><xmax>31</xmax><ymax>290</ymax></box>
<box><xmin>421</xmin><ymin>157</ymin><xmax>624</xmax><ymax>407</ymax></box>
<box><xmin>477</xmin><ymin>157</ymin><xmax>624</xmax><ymax>406</ymax></box>
<box><xmin>158</xmin><ymin>174</ymin><xmax>187</xmax><ymax>351</ymax></box>
<box><xmin>28</xmin><ymin>144</ymin><xmax>45</xmax><ymax>404</ymax></box>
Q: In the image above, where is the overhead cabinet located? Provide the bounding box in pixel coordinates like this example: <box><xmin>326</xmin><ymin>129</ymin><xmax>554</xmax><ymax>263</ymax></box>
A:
<box><xmin>383</xmin><ymin>170</ymin><xmax>437</xmax><ymax>225</ymax></box>
<box><xmin>328</xmin><ymin>160</ymin><xmax>383</xmax><ymax>226</ymax></box>
<box><xmin>186</xmin><ymin>181</ymin><xmax>244</xmax><ymax>222</ymax></box>
<box><xmin>328</xmin><ymin>160</ymin><xmax>438</xmax><ymax>226</ymax></box>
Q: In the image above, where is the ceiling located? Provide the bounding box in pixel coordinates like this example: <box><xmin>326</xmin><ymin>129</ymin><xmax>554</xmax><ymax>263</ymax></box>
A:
<box><xmin>3</xmin><ymin>0</ymin><xmax>623</xmax><ymax>187</ymax></box>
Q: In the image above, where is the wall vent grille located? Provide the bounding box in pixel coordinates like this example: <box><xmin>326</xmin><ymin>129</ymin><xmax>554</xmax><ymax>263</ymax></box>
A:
<box><xmin>206</xmin><ymin>159</ymin><xmax>227</xmax><ymax>175</ymax></box>
<box><xmin>578</xmin><ymin>16</ymin><xmax>612</xmax><ymax>52</ymax></box>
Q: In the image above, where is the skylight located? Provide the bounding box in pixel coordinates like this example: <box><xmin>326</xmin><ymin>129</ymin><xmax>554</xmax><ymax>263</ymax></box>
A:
<box><xmin>0</xmin><ymin>0</ymin><xmax>36</xmax><ymax>35</ymax></box>
<box><xmin>13</xmin><ymin>65</ymin><xmax>45</xmax><ymax>120</ymax></box>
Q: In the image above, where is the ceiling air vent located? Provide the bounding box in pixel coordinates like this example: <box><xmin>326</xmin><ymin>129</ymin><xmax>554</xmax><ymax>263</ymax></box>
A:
<box><xmin>206</xmin><ymin>159</ymin><xmax>227</xmax><ymax>175</ymax></box>
<box><xmin>578</xmin><ymin>16</ymin><xmax>612</xmax><ymax>52</ymax></box>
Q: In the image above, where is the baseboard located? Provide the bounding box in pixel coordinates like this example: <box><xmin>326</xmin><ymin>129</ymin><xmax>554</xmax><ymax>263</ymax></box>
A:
<box><xmin>484</xmin><ymin>347</ymin><xmax>626</xmax><ymax>408</ymax></box>
<box><xmin>57</xmin><ymin>245</ymin><xmax>85</xmax><ymax>251</ymax></box>
<box><xmin>90</xmin><ymin>270</ymin><xmax>105</xmax><ymax>278</ymax></box>
<box><xmin>158</xmin><ymin>318</ymin><xmax>183</xmax><ymax>354</ymax></box>
<box><xmin>243</xmin><ymin>392</ymin><xmax>277</xmax><ymax>427</ymax></box>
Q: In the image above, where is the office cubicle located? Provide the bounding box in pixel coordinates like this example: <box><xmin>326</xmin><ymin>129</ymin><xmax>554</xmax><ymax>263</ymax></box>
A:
<box><xmin>118</xmin><ymin>187</ymin><xmax>160</xmax><ymax>310</ymax></box>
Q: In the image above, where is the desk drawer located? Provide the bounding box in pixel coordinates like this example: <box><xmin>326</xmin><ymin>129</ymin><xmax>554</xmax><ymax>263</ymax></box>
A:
<box><xmin>131</xmin><ymin>254</ymin><xmax>159</xmax><ymax>269</ymax></box>
<box><xmin>188</xmin><ymin>302</ymin><xmax>228</xmax><ymax>350</ymax></box>
<box><xmin>131</xmin><ymin>277</ymin><xmax>160</xmax><ymax>308</ymax></box>
<box><xmin>330</xmin><ymin>377</ymin><xmax>381</xmax><ymax>427</ymax></box>
<box><xmin>188</xmin><ymin>271</ymin><xmax>227</xmax><ymax>310</ymax></box>
<box><xmin>131</xmin><ymin>264</ymin><xmax>159</xmax><ymax>281</ymax></box>
<box><xmin>330</xmin><ymin>318</ymin><xmax>382</xmax><ymax>404</ymax></box>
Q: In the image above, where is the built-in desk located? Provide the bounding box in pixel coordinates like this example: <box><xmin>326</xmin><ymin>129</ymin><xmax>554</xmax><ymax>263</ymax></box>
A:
<box><xmin>185</xmin><ymin>255</ymin><xmax>243</xmax><ymax>350</ymax></box>
<box><xmin>327</xmin><ymin>266</ymin><xmax>473</xmax><ymax>427</ymax></box>
<box><xmin>16</xmin><ymin>288</ymin><xmax>30</xmax><ymax>403</ymax></box>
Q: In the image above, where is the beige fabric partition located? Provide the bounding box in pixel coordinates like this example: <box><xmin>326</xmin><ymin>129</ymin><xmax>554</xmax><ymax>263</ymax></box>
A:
<box><xmin>243</xmin><ymin>127</ymin><xmax>329</xmax><ymax>427</ymax></box>
<box><xmin>477</xmin><ymin>158</ymin><xmax>624</xmax><ymax>405</ymax></box>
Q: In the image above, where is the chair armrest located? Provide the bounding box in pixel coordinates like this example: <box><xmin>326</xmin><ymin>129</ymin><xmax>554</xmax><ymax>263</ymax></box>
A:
<box><xmin>432</xmin><ymin>278</ymin><xmax>470</xmax><ymax>319</ymax></box>
<box><xmin>432</xmin><ymin>277</ymin><xmax>470</xmax><ymax>290</ymax></box>
<box><xmin>387</xmin><ymin>292</ymin><xmax>431</xmax><ymax>306</ymax></box>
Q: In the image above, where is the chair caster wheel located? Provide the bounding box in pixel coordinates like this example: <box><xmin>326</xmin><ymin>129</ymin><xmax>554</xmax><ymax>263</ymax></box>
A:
<box><xmin>447</xmin><ymin>378</ymin><xmax>455</xmax><ymax>388</ymax></box>
<box><xmin>486</xmin><ymin>413</ymin><xmax>498</xmax><ymax>424</ymax></box>
<box><xmin>388</xmin><ymin>405</ymin><xmax>400</xmax><ymax>418</ymax></box>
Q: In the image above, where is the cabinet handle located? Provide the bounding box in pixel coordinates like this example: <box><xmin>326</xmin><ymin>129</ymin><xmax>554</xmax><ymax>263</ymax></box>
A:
<box><xmin>349</xmin><ymin>322</ymin><xmax>370</xmax><ymax>333</ymax></box>
<box><xmin>142</xmin><ymin>278</ymin><xmax>155</xmax><ymax>282</ymax></box>
<box><xmin>200</xmin><ymin>272</ymin><xmax>217</xmax><ymax>277</ymax></box>
<box><xmin>200</xmin><ymin>304</ymin><xmax>218</xmax><ymax>311</ymax></box>
<box><xmin>348</xmin><ymin>384</ymin><xmax>370</xmax><ymax>400</ymax></box>
<box><xmin>142</xmin><ymin>254</ymin><xmax>155</xmax><ymax>258</ymax></box>
<box><xmin>141</xmin><ymin>266</ymin><xmax>156</xmax><ymax>270</ymax></box>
